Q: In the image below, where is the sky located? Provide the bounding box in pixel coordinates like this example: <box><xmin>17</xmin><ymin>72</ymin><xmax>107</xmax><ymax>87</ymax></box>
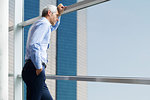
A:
<box><xmin>87</xmin><ymin>0</ymin><xmax>150</xmax><ymax>100</ymax></box>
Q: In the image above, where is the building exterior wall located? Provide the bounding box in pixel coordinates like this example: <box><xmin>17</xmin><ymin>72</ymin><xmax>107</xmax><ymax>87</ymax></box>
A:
<box><xmin>9</xmin><ymin>0</ymin><xmax>15</xmax><ymax>100</ymax></box>
<box><xmin>77</xmin><ymin>0</ymin><xmax>88</xmax><ymax>100</ymax></box>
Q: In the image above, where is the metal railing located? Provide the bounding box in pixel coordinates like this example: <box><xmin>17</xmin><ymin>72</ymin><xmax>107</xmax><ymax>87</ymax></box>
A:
<box><xmin>46</xmin><ymin>75</ymin><xmax>150</xmax><ymax>85</ymax></box>
<box><xmin>9</xmin><ymin>74</ymin><xmax>150</xmax><ymax>85</ymax></box>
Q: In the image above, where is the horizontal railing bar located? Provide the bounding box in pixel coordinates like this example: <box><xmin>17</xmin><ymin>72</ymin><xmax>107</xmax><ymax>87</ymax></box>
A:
<box><xmin>63</xmin><ymin>0</ymin><xmax>110</xmax><ymax>14</ymax></box>
<box><xmin>8</xmin><ymin>0</ymin><xmax>110</xmax><ymax>32</ymax></box>
<box><xmin>18</xmin><ymin>16</ymin><xmax>41</xmax><ymax>27</ymax></box>
<box><xmin>9</xmin><ymin>74</ymin><xmax>150</xmax><ymax>85</ymax></box>
<box><xmin>46</xmin><ymin>75</ymin><xmax>150</xmax><ymax>85</ymax></box>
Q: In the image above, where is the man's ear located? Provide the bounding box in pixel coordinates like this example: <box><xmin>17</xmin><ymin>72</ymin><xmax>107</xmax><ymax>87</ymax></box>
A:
<box><xmin>48</xmin><ymin>10</ymin><xmax>51</xmax><ymax>16</ymax></box>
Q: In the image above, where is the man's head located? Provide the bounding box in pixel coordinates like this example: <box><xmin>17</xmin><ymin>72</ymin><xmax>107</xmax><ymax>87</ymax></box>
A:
<box><xmin>42</xmin><ymin>5</ymin><xmax>59</xmax><ymax>26</ymax></box>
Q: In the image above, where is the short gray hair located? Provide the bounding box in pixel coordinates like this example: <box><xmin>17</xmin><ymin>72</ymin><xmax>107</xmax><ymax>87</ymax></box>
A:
<box><xmin>42</xmin><ymin>5</ymin><xmax>57</xmax><ymax>17</ymax></box>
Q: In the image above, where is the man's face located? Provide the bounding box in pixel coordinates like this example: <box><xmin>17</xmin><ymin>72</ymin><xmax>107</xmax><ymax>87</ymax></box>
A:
<box><xmin>49</xmin><ymin>11</ymin><xmax>59</xmax><ymax>26</ymax></box>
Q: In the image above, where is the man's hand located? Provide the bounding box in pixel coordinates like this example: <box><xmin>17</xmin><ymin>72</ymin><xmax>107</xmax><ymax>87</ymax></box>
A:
<box><xmin>36</xmin><ymin>67</ymin><xmax>43</xmax><ymax>76</ymax></box>
<box><xmin>57</xmin><ymin>3</ymin><xmax>67</xmax><ymax>16</ymax></box>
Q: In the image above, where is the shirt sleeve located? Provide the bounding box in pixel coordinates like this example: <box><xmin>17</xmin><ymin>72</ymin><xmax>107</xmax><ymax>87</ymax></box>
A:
<box><xmin>51</xmin><ymin>16</ymin><xmax>61</xmax><ymax>32</ymax></box>
<box><xmin>29</xmin><ymin>23</ymin><xmax>49</xmax><ymax>69</ymax></box>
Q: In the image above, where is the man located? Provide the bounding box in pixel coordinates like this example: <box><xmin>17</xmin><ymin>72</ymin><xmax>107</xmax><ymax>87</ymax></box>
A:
<box><xmin>22</xmin><ymin>4</ymin><xmax>66</xmax><ymax>100</ymax></box>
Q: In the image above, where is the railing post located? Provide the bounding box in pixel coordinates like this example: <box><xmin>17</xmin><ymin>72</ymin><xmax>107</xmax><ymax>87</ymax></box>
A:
<box><xmin>14</xmin><ymin>0</ymin><xmax>24</xmax><ymax>100</ymax></box>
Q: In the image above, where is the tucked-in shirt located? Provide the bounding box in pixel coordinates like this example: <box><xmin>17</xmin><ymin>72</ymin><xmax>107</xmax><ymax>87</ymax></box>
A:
<box><xmin>25</xmin><ymin>17</ymin><xmax>60</xmax><ymax>69</ymax></box>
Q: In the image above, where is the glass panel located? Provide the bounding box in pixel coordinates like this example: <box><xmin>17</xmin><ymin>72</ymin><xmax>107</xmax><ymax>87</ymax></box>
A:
<box><xmin>87</xmin><ymin>0</ymin><xmax>150</xmax><ymax>100</ymax></box>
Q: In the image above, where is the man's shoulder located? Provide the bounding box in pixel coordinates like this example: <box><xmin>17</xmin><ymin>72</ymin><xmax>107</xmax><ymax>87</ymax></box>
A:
<box><xmin>35</xmin><ymin>18</ymin><xmax>46</xmax><ymax>25</ymax></box>
<box><xmin>34</xmin><ymin>20</ymin><xmax>49</xmax><ymax>28</ymax></box>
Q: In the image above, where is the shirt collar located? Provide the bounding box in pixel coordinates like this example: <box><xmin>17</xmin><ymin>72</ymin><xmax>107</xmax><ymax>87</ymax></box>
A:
<box><xmin>41</xmin><ymin>17</ymin><xmax>51</xmax><ymax>26</ymax></box>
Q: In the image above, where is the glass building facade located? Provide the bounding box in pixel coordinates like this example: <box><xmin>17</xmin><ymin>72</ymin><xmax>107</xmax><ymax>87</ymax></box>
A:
<box><xmin>56</xmin><ymin>0</ymin><xmax>77</xmax><ymax>100</ymax></box>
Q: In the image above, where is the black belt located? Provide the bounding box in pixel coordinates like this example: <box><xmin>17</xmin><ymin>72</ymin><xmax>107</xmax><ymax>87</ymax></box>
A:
<box><xmin>25</xmin><ymin>59</ymin><xmax>46</xmax><ymax>68</ymax></box>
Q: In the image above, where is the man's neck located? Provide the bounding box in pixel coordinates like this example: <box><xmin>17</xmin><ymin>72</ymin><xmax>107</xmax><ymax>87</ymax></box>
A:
<box><xmin>45</xmin><ymin>16</ymin><xmax>50</xmax><ymax>23</ymax></box>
